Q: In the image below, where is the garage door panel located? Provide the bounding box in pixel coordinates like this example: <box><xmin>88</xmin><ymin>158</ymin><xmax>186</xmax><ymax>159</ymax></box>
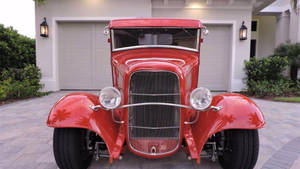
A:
<box><xmin>95</xmin><ymin>49</ymin><xmax>112</xmax><ymax>88</ymax></box>
<box><xmin>94</xmin><ymin>23</ymin><xmax>112</xmax><ymax>89</ymax></box>
<box><xmin>58</xmin><ymin>22</ymin><xmax>110</xmax><ymax>90</ymax></box>
<box><xmin>198</xmin><ymin>25</ymin><xmax>231</xmax><ymax>91</ymax></box>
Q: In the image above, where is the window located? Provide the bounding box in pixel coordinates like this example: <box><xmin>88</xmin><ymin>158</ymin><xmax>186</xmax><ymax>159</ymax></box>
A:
<box><xmin>112</xmin><ymin>28</ymin><xmax>199</xmax><ymax>51</ymax></box>
<box><xmin>250</xmin><ymin>40</ymin><xmax>256</xmax><ymax>58</ymax></box>
<box><xmin>251</xmin><ymin>21</ymin><xmax>257</xmax><ymax>32</ymax></box>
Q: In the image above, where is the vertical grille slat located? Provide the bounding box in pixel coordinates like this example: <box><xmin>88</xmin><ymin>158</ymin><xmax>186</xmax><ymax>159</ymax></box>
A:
<box><xmin>128</xmin><ymin>71</ymin><xmax>180</xmax><ymax>154</ymax></box>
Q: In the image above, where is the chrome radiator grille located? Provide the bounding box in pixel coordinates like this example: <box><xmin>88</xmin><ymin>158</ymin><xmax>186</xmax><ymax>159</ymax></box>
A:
<box><xmin>128</xmin><ymin>71</ymin><xmax>180</xmax><ymax>154</ymax></box>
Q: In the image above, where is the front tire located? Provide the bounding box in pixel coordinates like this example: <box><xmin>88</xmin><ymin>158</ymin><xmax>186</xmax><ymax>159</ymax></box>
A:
<box><xmin>218</xmin><ymin>129</ymin><xmax>259</xmax><ymax>169</ymax></box>
<box><xmin>53</xmin><ymin>128</ymin><xmax>93</xmax><ymax>169</ymax></box>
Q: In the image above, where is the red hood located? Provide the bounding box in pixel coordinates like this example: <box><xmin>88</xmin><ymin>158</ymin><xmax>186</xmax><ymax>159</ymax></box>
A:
<box><xmin>112</xmin><ymin>48</ymin><xmax>199</xmax><ymax>78</ymax></box>
<box><xmin>111</xmin><ymin>48</ymin><xmax>200</xmax><ymax>104</ymax></box>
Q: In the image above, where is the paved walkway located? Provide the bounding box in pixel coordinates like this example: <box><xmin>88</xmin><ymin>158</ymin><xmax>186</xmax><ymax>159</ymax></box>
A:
<box><xmin>0</xmin><ymin>91</ymin><xmax>299</xmax><ymax>169</ymax></box>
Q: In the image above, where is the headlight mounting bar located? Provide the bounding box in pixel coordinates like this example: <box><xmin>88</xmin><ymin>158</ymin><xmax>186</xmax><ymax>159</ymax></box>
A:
<box><xmin>90</xmin><ymin>103</ymin><xmax>222</xmax><ymax>125</ymax></box>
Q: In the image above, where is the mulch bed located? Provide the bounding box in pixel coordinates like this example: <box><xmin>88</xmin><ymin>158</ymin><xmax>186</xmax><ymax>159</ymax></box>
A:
<box><xmin>235</xmin><ymin>91</ymin><xmax>300</xmax><ymax>102</ymax></box>
<box><xmin>0</xmin><ymin>92</ymin><xmax>52</xmax><ymax>106</ymax></box>
<box><xmin>0</xmin><ymin>99</ymin><xmax>22</xmax><ymax>106</ymax></box>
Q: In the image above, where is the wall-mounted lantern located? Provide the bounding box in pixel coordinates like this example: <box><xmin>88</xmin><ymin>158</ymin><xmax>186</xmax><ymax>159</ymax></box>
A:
<box><xmin>40</xmin><ymin>17</ymin><xmax>49</xmax><ymax>37</ymax></box>
<box><xmin>239</xmin><ymin>21</ymin><xmax>247</xmax><ymax>40</ymax></box>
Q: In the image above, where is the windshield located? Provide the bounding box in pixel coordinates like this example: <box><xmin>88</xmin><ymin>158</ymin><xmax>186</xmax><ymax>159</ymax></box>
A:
<box><xmin>112</xmin><ymin>28</ymin><xmax>199</xmax><ymax>51</ymax></box>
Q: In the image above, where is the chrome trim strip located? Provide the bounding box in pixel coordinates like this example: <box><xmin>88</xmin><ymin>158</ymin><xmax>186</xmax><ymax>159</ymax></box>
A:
<box><xmin>196</xmin><ymin>29</ymin><xmax>200</xmax><ymax>51</ymax></box>
<box><xmin>91</xmin><ymin>104</ymin><xmax>221</xmax><ymax>126</ymax></box>
<box><xmin>113</xmin><ymin>45</ymin><xmax>198</xmax><ymax>52</ymax></box>
<box><xmin>111</xmin><ymin>27</ymin><xmax>200</xmax><ymax>52</ymax></box>
<box><xmin>111</xmin><ymin>29</ymin><xmax>115</xmax><ymax>50</ymax></box>
<box><xmin>129</xmin><ymin>93</ymin><xmax>180</xmax><ymax>96</ymax></box>
<box><xmin>89</xmin><ymin>105</ymin><xmax>103</xmax><ymax>111</ymax></box>
<box><xmin>125</xmin><ymin>58</ymin><xmax>186</xmax><ymax>65</ymax></box>
<box><xmin>119</xmin><ymin>102</ymin><xmax>192</xmax><ymax>109</ymax></box>
<box><xmin>128</xmin><ymin>126</ymin><xmax>180</xmax><ymax>129</ymax></box>
<box><xmin>210</xmin><ymin>106</ymin><xmax>222</xmax><ymax>111</ymax></box>
<box><xmin>90</xmin><ymin>103</ymin><xmax>222</xmax><ymax>112</ymax></box>
<box><xmin>184</xmin><ymin>111</ymin><xmax>200</xmax><ymax>125</ymax></box>
<box><xmin>183</xmin><ymin>106</ymin><xmax>223</xmax><ymax>125</ymax></box>
<box><xmin>112</xmin><ymin>110</ymin><xmax>125</xmax><ymax>124</ymax></box>
<box><xmin>89</xmin><ymin>105</ymin><xmax>125</xmax><ymax>124</ymax></box>
<box><xmin>151</xmin><ymin>146</ymin><xmax>156</xmax><ymax>154</ymax></box>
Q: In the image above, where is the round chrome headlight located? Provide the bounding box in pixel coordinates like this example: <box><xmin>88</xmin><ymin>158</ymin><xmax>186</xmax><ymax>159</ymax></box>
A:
<box><xmin>190</xmin><ymin>87</ymin><xmax>212</xmax><ymax>111</ymax></box>
<box><xmin>99</xmin><ymin>87</ymin><xmax>121</xmax><ymax>109</ymax></box>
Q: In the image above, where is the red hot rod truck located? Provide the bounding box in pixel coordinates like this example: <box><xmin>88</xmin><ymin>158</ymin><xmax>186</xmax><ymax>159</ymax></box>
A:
<box><xmin>47</xmin><ymin>18</ymin><xmax>265</xmax><ymax>169</ymax></box>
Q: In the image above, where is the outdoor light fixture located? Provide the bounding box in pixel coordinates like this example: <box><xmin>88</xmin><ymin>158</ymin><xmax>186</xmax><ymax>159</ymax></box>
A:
<box><xmin>40</xmin><ymin>17</ymin><xmax>49</xmax><ymax>37</ymax></box>
<box><xmin>239</xmin><ymin>21</ymin><xmax>247</xmax><ymax>40</ymax></box>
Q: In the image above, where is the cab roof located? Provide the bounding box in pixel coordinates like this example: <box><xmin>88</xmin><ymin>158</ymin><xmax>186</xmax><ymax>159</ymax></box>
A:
<box><xmin>109</xmin><ymin>18</ymin><xmax>203</xmax><ymax>29</ymax></box>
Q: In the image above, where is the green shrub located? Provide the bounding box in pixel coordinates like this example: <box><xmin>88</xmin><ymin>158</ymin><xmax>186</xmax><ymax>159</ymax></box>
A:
<box><xmin>0</xmin><ymin>24</ymin><xmax>47</xmax><ymax>101</ymax></box>
<box><xmin>294</xmin><ymin>80</ymin><xmax>300</xmax><ymax>95</ymax></box>
<box><xmin>0</xmin><ymin>65</ymin><xmax>44</xmax><ymax>101</ymax></box>
<box><xmin>1</xmin><ymin>67</ymin><xmax>23</xmax><ymax>81</ymax></box>
<box><xmin>0</xmin><ymin>24</ymin><xmax>36</xmax><ymax>71</ymax></box>
<box><xmin>243</xmin><ymin>56</ymin><xmax>300</xmax><ymax>97</ymax></box>
<box><xmin>244</xmin><ymin>56</ymin><xmax>288</xmax><ymax>84</ymax></box>
<box><xmin>247</xmin><ymin>80</ymin><xmax>293</xmax><ymax>97</ymax></box>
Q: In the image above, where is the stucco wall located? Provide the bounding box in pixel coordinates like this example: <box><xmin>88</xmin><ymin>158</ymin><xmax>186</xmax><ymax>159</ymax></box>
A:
<box><xmin>289</xmin><ymin>7</ymin><xmax>300</xmax><ymax>43</ymax></box>
<box><xmin>153</xmin><ymin>8</ymin><xmax>252</xmax><ymax>91</ymax></box>
<box><xmin>275</xmin><ymin>12</ymin><xmax>290</xmax><ymax>47</ymax></box>
<box><xmin>252</xmin><ymin>15</ymin><xmax>276</xmax><ymax>58</ymax></box>
<box><xmin>35</xmin><ymin>0</ymin><xmax>152</xmax><ymax>91</ymax></box>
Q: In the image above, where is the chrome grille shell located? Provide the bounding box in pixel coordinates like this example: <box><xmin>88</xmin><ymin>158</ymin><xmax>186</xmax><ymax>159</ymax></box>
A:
<box><xmin>128</xmin><ymin>71</ymin><xmax>181</xmax><ymax>155</ymax></box>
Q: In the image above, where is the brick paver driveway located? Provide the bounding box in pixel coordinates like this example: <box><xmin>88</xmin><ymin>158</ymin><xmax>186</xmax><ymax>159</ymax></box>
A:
<box><xmin>0</xmin><ymin>91</ymin><xmax>300</xmax><ymax>169</ymax></box>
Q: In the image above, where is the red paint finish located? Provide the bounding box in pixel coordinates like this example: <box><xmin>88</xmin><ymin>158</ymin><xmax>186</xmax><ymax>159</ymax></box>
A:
<box><xmin>47</xmin><ymin>19</ymin><xmax>265</xmax><ymax>163</ymax></box>
<box><xmin>190</xmin><ymin>93</ymin><xmax>265</xmax><ymax>162</ymax></box>
<box><xmin>47</xmin><ymin>92</ymin><xmax>265</xmax><ymax>162</ymax></box>
<box><xmin>47</xmin><ymin>93</ymin><xmax>125</xmax><ymax>162</ymax></box>
<box><xmin>110</xmin><ymin>124</ymin><xmax>126</xmax><ymax>163</ymax></box>
<box><xmin>184</xmin><ymin>125</ymin><xmax>199</xmax><ymax>159</ymax></box>
<box><xmin>109</xmin><ymin>18</ymin><xmax>203</xmax><ymax>28</ymax></box>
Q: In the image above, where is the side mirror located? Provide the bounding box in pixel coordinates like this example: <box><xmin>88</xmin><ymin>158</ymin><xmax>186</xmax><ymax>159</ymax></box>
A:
<box><xmin>104</xmin><ymin>25</ymin><xmax>109</xmax><ymax>36</ymax></box>
<box><xmin>202</xmin><ymin>26</ymin><xmax>209</xmax><ymax>36</ymax></box>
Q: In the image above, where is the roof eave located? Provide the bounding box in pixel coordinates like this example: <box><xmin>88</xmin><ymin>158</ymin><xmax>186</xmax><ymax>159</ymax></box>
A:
<box><xmin>252</xmin><ymin>0</ymin><xmax>276</xmax><ymax>15</ymax></box>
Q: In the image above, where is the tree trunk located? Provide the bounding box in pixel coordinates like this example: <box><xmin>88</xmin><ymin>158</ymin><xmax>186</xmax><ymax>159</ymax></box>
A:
<box><xmin>290</xmin><ymin>65</ymin><xmax>299</xmax><ymax>81</ymax></box>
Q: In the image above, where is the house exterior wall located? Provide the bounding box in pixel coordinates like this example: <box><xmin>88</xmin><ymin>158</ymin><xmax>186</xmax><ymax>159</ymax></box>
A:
<box><xmin>298</xmin><ymin>6</ymin><xmax>300</xmax><ymax>42</ymax></box>
<box><xmin>35</xmin><ymin>0</ymin><xmax>254</xmax><ymax>92</ymax></box>
<box><xmin>252</xmin><ymin>15</ymin><xmax>276</xmax><ymax>58</ymax></box>
<box><xmin>275</xmin><ymin>12</ymin><xmax>290</xmax><ymax>47</ymax></box>
<box><xmin>289</xmin><ymin>3</ymin><xmax>300</xmax><ymax>43</ymax></box>
<box><xmin>35</xmin><ymin>0</ymin><xmax>152</xmax><ymax>91</ymax></box>
<box><xmin>252</xmin><ymin>0</ymin><xmax>300</xmax><ymax>79</ymax></box>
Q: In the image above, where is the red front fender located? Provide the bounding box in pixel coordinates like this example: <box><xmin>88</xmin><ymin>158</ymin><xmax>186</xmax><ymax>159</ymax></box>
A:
<box><xmin>186</xmin><ymin>93</ymin><xmax>265</xmax><ymax>162</ymax></box>
<box><xmin>47</xmin><ymin>93</ymin><xmax>124</xmax><ymax>162</ymax></box>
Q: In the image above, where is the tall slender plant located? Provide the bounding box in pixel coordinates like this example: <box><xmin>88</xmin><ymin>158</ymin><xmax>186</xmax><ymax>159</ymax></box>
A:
<box><xmin>292</xmin><ymin>0</ymin><xmax>298</xmax><ymax>13</ymax></box>
<box><xmin>274</xmin><ymin>43</ymin><xmax>300</xmax><ymax>81</ymax></box>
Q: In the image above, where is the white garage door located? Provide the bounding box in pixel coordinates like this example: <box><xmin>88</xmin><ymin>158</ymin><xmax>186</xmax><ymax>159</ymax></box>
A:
<box><xmin>198</xmin><ymin>25</ymin><xmax>232</xmax><ymax>91</ymax></box>
<box><xmin>58</xmin><ymin>22</ymin><xmax>111</xmax><ymax>90</ymax></box>
<box><xmin>58</xmin><ymin>23</ymin><xmax>231</xmax><ymax>91</ymax></box>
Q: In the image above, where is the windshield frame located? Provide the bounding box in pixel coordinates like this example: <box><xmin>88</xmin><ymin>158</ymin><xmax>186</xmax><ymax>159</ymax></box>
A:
<box><xmin>111</xmin><ymin>27</ymin><xmax>200</xmax><ymax>52</ymax></box>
